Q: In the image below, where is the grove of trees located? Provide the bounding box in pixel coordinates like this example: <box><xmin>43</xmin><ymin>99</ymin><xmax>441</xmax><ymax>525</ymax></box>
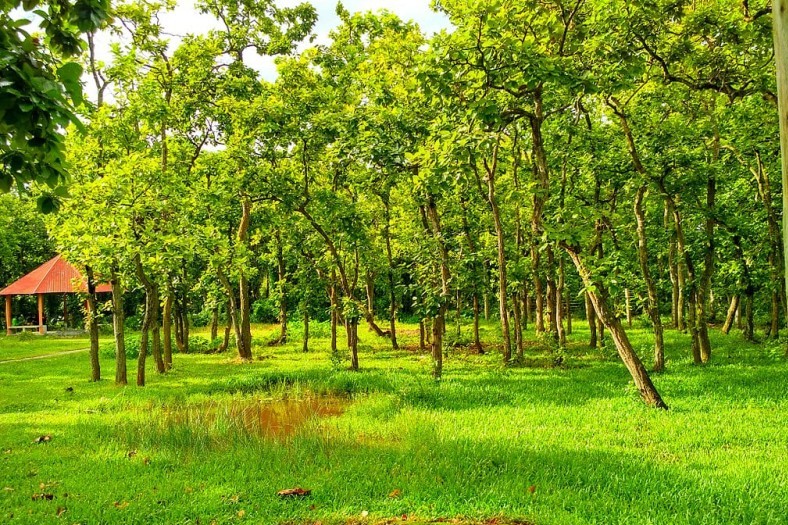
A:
<box><xmin>2</xmin><ymin>0</ymin><xmax>786</xmax><ymax>409</ymax></box>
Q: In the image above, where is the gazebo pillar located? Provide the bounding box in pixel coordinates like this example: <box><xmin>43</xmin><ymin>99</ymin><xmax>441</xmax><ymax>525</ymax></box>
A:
<box><xmin>4</xmin><ymin>296</ymin><xmax>10</xmax><ymax>336</ymax></box>
<box><xmin>37</xmin><ymin>294</ymin><xmax>44</xmax><ymax>334</ymax></box>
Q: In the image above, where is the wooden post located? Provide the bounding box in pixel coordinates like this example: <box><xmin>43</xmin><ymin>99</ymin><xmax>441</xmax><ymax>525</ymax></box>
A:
<box><xmin>38</xmin><ymin>294</ymin><xmax>44</xmax><ymax>334</ymax></box>
<box><xmin>4</xmin><ymin>296</ymin><xmax>11</xmax><ymax>336</ymax></box>
<box><xmin>774</xmin><ymin>0</ymin><xmax>788</xmax><ymax>323</ymax></box>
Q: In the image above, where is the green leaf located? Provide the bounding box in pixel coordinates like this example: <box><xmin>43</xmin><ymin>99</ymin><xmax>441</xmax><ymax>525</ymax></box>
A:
<box><xmin>57</xmin><ymin>62</ymin><xmax>83</xmax><ymax>84</ymax></box>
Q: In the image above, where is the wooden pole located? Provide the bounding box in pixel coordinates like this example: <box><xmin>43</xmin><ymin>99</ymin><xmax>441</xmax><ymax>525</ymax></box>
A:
<box><xmin>4</xmin><ymin>296</ymin><xmax>11</xmax><ymax>336</ymax></box>
<box><xmin>38</xmin><ymin>294</ymin><xmax>44</xmax><ymax>334</ymax></box>
<box><xmin>774</xmin><ymin>0</ymin><xmax>788</xmax><ymax>324</ymax></box>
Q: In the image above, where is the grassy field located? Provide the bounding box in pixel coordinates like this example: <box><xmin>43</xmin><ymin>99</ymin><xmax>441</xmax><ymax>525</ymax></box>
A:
<box><xmin>0</xmin><ymin>320</ymin><xmax>787</xmax><ymax>525</ymax></box>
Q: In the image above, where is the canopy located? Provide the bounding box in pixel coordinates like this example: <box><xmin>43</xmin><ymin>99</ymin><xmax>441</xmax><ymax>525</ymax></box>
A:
<box><xmin>0</xmin><ymin>255</ymin><xmax>112</xmax><ymax>296</ymax></box>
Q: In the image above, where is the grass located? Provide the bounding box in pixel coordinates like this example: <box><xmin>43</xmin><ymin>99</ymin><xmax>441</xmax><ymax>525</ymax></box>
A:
<box><xmin>0</xmin><ymin>333</ymin><xmax>94</xmax><ymax>361</ymax></box>
<box><xmin>0</xmin><ymin>320</ymin><xmax>787</xmax><ymax>524</ymax></box>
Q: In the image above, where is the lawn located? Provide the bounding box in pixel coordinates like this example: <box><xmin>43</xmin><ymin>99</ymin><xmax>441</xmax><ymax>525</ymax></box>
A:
<box><xmin>0</xmin><ymin>334</ymin><xmax>95</xmax><ymax>362</ymax></box>
<box><xmin>0</xmin><ymin>321</ymin><xmax>786</xmax><ymax>525</ymax></box>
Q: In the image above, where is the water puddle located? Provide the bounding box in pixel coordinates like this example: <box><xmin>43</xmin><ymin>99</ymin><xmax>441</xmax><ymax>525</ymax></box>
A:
<box><xmin>162</xmin><ymin>397</ymin><xmax>347</xmax><ymax>439</ymax></box>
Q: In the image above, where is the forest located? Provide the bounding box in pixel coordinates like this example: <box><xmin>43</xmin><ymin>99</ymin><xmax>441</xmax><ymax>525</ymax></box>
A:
<box><xmin>1</xmin><ymin>0</ymin><xmax>788</xmax><ymax>523</ymax></box>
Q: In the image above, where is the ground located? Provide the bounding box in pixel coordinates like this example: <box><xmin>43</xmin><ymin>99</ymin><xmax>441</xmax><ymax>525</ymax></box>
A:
<box><xmin>0</xmin><ymin>321</ymin><xmax>787</xmax><ymax>525</ymax></box>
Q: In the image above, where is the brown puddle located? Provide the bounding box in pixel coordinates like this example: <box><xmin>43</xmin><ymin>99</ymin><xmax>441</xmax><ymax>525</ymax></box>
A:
<box><xmin>162</xmin><ymin>397</ymin><xmax>347</xmax><ymax>439</ymax></box>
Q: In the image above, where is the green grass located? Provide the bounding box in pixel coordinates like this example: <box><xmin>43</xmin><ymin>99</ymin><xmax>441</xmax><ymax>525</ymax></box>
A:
<box><xmin>0</xmin><ymin>333</ymin><xmax>94</xmax><ymax>361</ymax></box>
<box><xmin>0</xmin><ymin>320</ymin><xmax>787</xmax><ymax>524</ymax></box>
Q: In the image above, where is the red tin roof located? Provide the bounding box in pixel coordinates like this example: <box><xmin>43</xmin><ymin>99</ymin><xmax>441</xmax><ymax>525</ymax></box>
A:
<box><xmin>0</xmin><ymin>255</ymin><xmax>112</xmax><ymax>296</ymax></box>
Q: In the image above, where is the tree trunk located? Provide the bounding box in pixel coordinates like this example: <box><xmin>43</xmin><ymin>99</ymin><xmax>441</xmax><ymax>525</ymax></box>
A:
<box><xmin>565</xmin><ymin>246</ymin><xmax>668</xmax><ymax>409</ymax></box>
<box><xmin>219</xmin><ymin>300</ymin><xmax>232</xmax><ymax>352</ymax></box>
<box><xmin>163</xmin><ymin>292</ymin><xmax>173</xmax><ymax>369</ymax></box>
<box><xmin>219</xmin><ymin>271</ymin><xmax>244</xmax><ymax>359</ymax></box>
<box><xmin>696</xmin><ymin>175</ymin><xmax>716</xmax><ymax>363</ymax></box>
<box><xmin>773</xmin><ymin>0</ymin><xmax>788</xmax><ymax>328</ymax></box>
<box><xmin>383</xmin><ymin>200</ymin><xmax>399</xmax><ymax>350</ymax></box>
<box><xmin>111</xmin><ymin>269</ymin><xmax>127</xmax><ymax>386</ymax></box>
<box><xmin>330</xmin><ymin>275</ymin><xmax>338</xmax><ymax>354</ymax></box>
<box><xmin>565</xmin><ymin>284</ymin><xmax>572</xmax><ymax>335</ymax></box>
<box><xmin>237</xmin><ymin>197</ymin><xmax>253</xmax><ymax>358</ymax></box>
<box><xmin>744</xmin><ymin>292</ymin><xmax>755</xmax><ymax>341</ymax></box>
<box><xmin>276</xmin><ymin>234</ymin><xmax>288</xmax><ymax>344</ymax></box>
<box><xmin>85</xmin><ymin>266</ymin><xmax>100</xmax><ymax>382</ymax></box>
<box><xmin>210</xmin><ymin>307</ymin><xmax>218</xmax><ymax>349</ymax></box>
<box><xmin>347</xmin><ymin>319</ymin><xmax>359</xmax><ymax>370</ymax></box>
<box><xmin>722</xmin><ymin>295</ymin><xmax>739</xmax><ymax>335</ymax></box>
<box><xmin>512</xmin><ymin>288</ymin><xmax>523</xmax><ymax>357</ymax></box>
<box><xmin>472</xmin><ymin>294</ymin><xmax>482</xmax><ymax>352</ymax></box>
<box><xmin>302</xmin><ymin>306</ymin><xmax>309</xmax><ymax>353</ymax></box>
<box><xmin>424</xmin><ymin>197</ymin><xmax>451</xmax><ymax>378</ymax></box>
<box><xmin>556</xmin><ymin>253</ymin><xmax>566</xmax><ymax>346</ymax></box>
<box><xmin>586</xmin><ymin>292</ymin><xmax>598</xmax><ymax>348</ymax></box>
<box><xmin>419</xmin><ymin>319</ymin><xmax>426</xmax><ymax>352</ymax></box>
<box><xmin>634</xmin><ymin>186</ymin><xmax>665</xmax><ymax>372</ymax></box>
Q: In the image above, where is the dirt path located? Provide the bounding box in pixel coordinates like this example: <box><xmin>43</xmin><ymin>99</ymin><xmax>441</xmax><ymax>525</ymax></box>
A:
<box><xmin>0</xmin><ymin>348</ymin><xmax>88</xmax><ymax>364</ymax></box>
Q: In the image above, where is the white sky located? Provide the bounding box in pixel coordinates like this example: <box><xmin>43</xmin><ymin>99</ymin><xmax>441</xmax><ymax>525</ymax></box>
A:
<box><xmin>94</xmin><ymin>0</ymin><xmax>450</xmax><ymax>81</ymax></box>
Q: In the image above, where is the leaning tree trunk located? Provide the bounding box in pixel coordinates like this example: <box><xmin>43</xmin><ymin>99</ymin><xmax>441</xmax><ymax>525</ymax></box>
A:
<box><xmin>85</xmin><ymin>266</ymin><xmax>100</xmax><ymax>382</ymax></box>
<box><xmin>634</xmin><ymin>186</ymin><xmax>665</xmax><ymax>372</ymax></box>
<box><xmin>722</xmin><ymin>295</ymin><xmax>739</xmax><ymax>335</ymax></box>
<box><xmin>564</xmin><ymin>246</ymin><xmax>668</xmax><ymax>409</ymax></box>
<box><xmin>111</xmin><ymin>269</ymin><xmax>127</xmax><ymax>386</ymax></box>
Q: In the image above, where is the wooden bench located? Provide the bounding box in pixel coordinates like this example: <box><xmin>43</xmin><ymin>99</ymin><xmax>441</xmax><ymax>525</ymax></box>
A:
<box><xmin>7</xmin><ymin>325</ymin><xmax>47</xmax><ymax>334</ymax></box>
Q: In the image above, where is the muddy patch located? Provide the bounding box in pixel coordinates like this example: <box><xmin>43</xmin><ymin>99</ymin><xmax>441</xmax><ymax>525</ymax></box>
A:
<box><xmin>162</xmin><ymin>397</ymin><xmax>347</xmax><ymax>439</ymax></box>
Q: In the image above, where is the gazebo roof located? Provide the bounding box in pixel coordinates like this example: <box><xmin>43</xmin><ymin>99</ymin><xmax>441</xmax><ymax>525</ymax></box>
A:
<box><xmin>0</xmin><ymin>255</ymin><xmax>112</xmax><ymax>296</ymax></box>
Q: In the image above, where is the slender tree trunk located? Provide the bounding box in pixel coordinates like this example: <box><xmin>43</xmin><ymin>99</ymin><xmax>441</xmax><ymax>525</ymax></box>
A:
<box><xmin>382</xmin><ymin>200</ymin><xmax>400</xmax><ymax>350</ymax></box>
<box><xmin>347</xmin><ymin>319</ymin><xmax>359</xmax><ymax>370</ymax></box>
<box><xmin>219</xmin><ymin>299</ymin><xmax>232</xmax><ymax>352</ymax></box>
<box><xmin>330</xmin><ymin>275</ymin><xmax>338</xmax><ymax>354</ymax></box>
<box><xmin>419</xmin><ymin>319</ymin><xmax>426</xmax><ymax>352</ymax></box>
<box><xmin>424</xmin><ymin>197</ymin><xmax>451</xmax><ymax>378</ymax></box>
<box><xmin>484</xmin><ymin>293</ymin><xmax>490</xmax><ymax>321</ymax></box>
<box><xmin>697</xmin><ymin>175</ymin><xmax>716</xmax><ymax>363</ymax></box>
<box><xmin>111</xmin><ymin>269</ymin><xmax>127</xmax><ymax>386</ymax></box>
<box><xmin>773</xmin><ymin>0</ymin><xmax>788</xmax><ymax>330</ymax></box>
<box><xmin>210</xmin><ymin>307</ymin><xmax>218</xmax><ymax>349</ymax></box>
<box><xmin>512</xmin><ymin>289</ymin><xmax>523</xmax><ymax>357</ymax></box>
<box><xmin>302</xmin><ymin>306</ymin><xmax>309</xmax><ymax>353</ymax></box>
<box><xmin>744</xmin><ymin>292</ymin><xmax>755</xmax><ymax>341</ymax></box>
<box><xmin>219</xmin><ymin>271</ymin><xmax>244</xmax><ymax>359</ymax></box>
<box><xmin>722</xmin><ymin>295</ymin><xmax>739</xmax><ymax>335</ymax></box>
<box><xmin>472</xmin><ymin>294</ymin><xmax>482</xmax><ymax>352</ymax></box>
<box><xmin>634</xmin><ymin>186</ymin><xmax>665</xmax><ymax>372</ymax></box>
<box><xmin>85</xmin><ymin>266</ymin><xmax>100</xmax><ymax>382</ymax></box>
<box><xmin>556</xmin><ymin>254</ymin><xmax>566</xmax><ymax>346</ymax></box>
<box><xmin>237</xmin><ymin>197</ymin><xmax>253</xmax><ymax>358</ymax></box>
<box><xmin>163</xmin><ymin>292</ymin><xmax>173</xmax><ymax>369</ymax></box>
<box><xmin>523</xmin><ymin>287</ymin><xmax>530</xmax><ymax>330</ymax></box>
<box><xmin>565</xmin><ymin>284</ymin><xmax>572</xmax><ymax>335</ymax></box>
<box><xmin>586</xmin><ymin>292</ymin><xmax>598</xmax><ymax>348</ymax></box>
<box><xmin>137</xmin><ymin>290</ymin><xmax>150</xmax><ymax>387</ymax></box>
<box><xmin>565</xmin><ymin>246</ymin><xmax>668</xmax><ymax>409</ymax></box>
<box><xmin>276</xmin><ymin>234</ymin><xmax>288</xmax><ymax>344</ymax></box>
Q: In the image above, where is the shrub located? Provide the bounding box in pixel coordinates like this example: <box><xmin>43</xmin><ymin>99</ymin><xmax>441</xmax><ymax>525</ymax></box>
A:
<box><xmin>189</xmin><ymin>335</ymin><xmax>213</xmax><ymax>354</ymax></box>
<box><xmin>99</xmin><ymin>334</ymin><xmax>150</xmax><ymax>360</ymax></box>
<box><xmin>251</xmin><ymin>298</ymin><xmax>279</xmax><ymax>323</ymax></box>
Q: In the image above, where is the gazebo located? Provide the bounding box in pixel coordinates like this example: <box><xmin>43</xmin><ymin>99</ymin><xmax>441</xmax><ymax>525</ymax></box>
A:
<box><xmin>1</xmin><ymin>255</ymin><xmax>112</xmax><ymax>335</ymax></box>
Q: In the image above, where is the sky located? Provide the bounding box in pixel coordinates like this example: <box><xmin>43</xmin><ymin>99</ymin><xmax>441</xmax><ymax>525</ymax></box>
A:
<box><xmin>93</xmin><ymin>0</ymin><xmax>451</xmax><ymax>81</ymax></box>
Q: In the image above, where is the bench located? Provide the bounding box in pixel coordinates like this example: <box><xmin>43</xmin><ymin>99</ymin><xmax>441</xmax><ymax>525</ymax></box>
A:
<box><xmin>7</xmin><ymin>325</ymin><xmax>47</xmax><ymax>334</ymax></box>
